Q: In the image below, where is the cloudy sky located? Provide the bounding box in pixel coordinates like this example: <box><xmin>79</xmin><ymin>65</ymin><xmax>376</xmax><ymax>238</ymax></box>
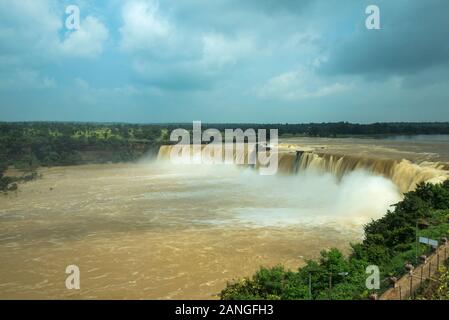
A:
<box><xmin>0</xmin><ymin>0</ymin><xmax>448</xmax><ymax>123</ymax></box>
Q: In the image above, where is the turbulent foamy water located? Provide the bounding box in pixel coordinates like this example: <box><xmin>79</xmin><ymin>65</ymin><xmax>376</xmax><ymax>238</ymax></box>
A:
<box><xmin>0</xmin><ymin>161</ymin><xmax>401</xmax><ymax>299</ymax></box>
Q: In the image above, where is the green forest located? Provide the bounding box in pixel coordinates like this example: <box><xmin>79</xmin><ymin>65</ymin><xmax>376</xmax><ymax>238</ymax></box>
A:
<box><xmin>220</xmin><ymin>181</ymin><xmax>449</xmax><ymax>300</ymax></box>
<box><xmin>0</xmin><ymin>122</ymin><xmax>170</xmax><ymax>192</ymax></box>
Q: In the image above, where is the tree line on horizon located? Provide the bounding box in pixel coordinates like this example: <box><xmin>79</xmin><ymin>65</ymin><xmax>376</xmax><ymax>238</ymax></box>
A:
<box><xmin>1</xmin><ymin>121</ymin><xmax>449</xmax><ymax>191</ymax></box>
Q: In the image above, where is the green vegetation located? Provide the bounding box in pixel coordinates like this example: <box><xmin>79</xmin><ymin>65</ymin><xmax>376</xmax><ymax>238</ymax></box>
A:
<box><xmin>415</xmin><ymin>266</ymin><xmax>449</xmax><ymax>300</ymax></box>
<box><xmin>0</xmin><ymin>122</ymin><xmax>170</xmax><ymax>192</ymax></box>
<box><xmin>0</xmin><ymin>122</ymin><xmax>169</xmax><ymax>165</ymax></box>
<box><xmin>220</xmin><ymin>180</ymin><xmax>449</xmax><ymax>300</ymax></box>
<box><xmin>0</xmin><ymin>171</ymin><xmax>39</xmax><ymax>193</ymax></box>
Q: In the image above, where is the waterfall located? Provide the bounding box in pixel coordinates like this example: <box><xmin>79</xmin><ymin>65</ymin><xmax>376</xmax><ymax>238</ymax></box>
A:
<box><xmin>156</xmin><ymin>144</ymin><xmax>257</xmax><ymax>165</ymax></box>
<box><xmin>157</xmin><ymin>145</ymin><xmax>449</xmax><ymax>193</ymax></box>
<box><xmin>278</xmin><ymin>152</ymin><xmax>449</xmax><ymax>193</ymax></box>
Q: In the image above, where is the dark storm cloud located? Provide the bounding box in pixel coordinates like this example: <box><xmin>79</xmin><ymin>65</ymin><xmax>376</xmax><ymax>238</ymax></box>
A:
<box><xmin>321</xmin><ymin>0</ymin><xmax>449</xmax><ymax>78</ymax></box>
<box><xmin>1</xmin><ymin>0</ymin><xmax>449</xmax><ymax>122</ymax></box>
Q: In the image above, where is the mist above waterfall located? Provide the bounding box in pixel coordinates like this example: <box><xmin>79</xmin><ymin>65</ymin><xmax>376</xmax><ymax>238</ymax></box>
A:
<box><xmin>150</xmin><ymin>160</ymin><xmax>401</xmax><ymax>229</ymax></box>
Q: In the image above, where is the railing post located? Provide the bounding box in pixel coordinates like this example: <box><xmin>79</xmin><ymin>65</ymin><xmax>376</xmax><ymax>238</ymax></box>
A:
<box><xmin>420</xmin><ymin>266</ymin><xmax>423</xmax><ymax>283</ymax></box>
<box><xmin>409</xmin><ymin>275</ymin><xmax>413</xmax><ymax>299</ymax></box>
<box><xmin>444</xmin><ymin>245</ymin><xmax>447</xmax><ymax>261</ymax></box>
<box><xmin>429</xmin><ymin>261</ymin><xmax>432</xmax><ymax>278</ymax></box>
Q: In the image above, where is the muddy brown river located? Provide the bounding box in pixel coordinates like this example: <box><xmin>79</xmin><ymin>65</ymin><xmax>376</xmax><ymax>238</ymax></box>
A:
<box><xmin>3</xmin><ymin>135</ymin><xmax>448</xmax><ymax>299</ymax></box>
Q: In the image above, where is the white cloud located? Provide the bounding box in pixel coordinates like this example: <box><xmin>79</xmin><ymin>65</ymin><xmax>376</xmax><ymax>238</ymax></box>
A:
<box><xmin>119</xmin><ymin>0</ymin><xmax>172</xmax><ymax>52</ymax></box>
<box><xmin>73</xmin><ymin>77</ymin><xmax>142</xmax><ymax>96</ymax></box>
<box><xmin>0</xmin><ymin>0</ymin><xmax>109</xmax><ymax>62</ymax></box>
<box><xmin>201</xmin><ymin>33</ymin><xmax>255</xmax><ymax>69</ymax></box>
<box><xmin>60</xmin><ymin>16</ymin><xmax>109</xmax><ymax>58</ymax></box>
<box><xmin>118</xmin><ymin>1</ymin><xmax>258</xmax><ymax>89</ymax></box>
<box><xmin>0</xmin><ymin>69</ymin><xmax>56</xmax><ymax>89</ymax></box>
<box><xmin>255</xmin><ymin>66</ymin><xmax>351</xmax><ymax>101</ymax></box>
<box><xmin>74</xmin><ymin>77</ymin><xmax>89</xmax><ymax>89</ymax></box>
<box><xmin>0</xmin><ymin>0</ymin><xmax>60</xmax><ymax>59</ymax></box>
